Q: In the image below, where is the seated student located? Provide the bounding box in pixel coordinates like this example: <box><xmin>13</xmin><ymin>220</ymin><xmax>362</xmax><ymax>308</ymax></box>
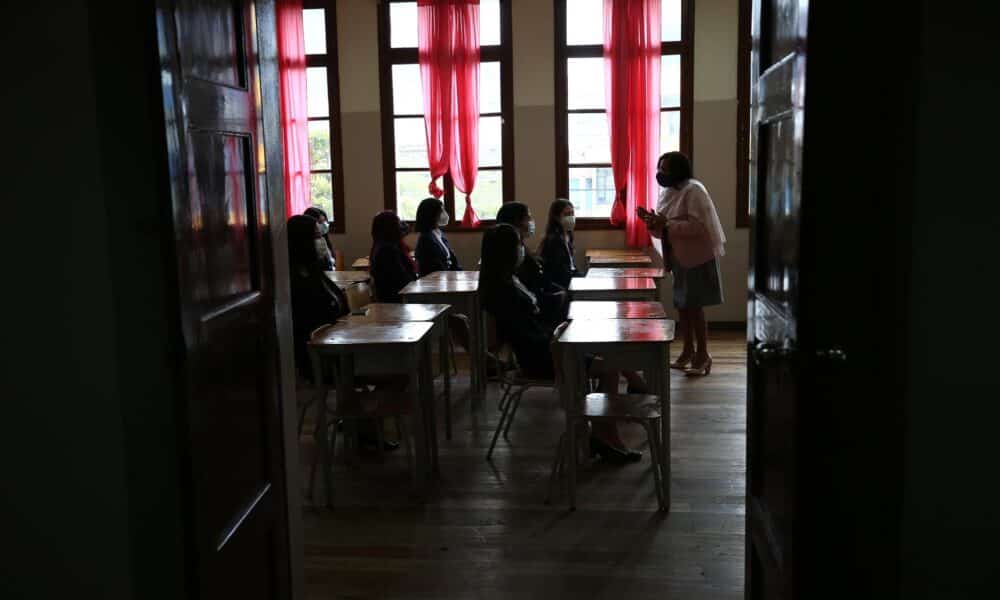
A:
<box><xmin>495</xmin><ymin>202</ymin><xmax>568</xmax><ymax>324</ymax></box>
<box><xmin>287</xmin><ymin>214</ymin><xmax>351</xmax><ymax>381</ymax></box>
<box><xmin>538</xmin><ymin>199</ymin><xmax>581</xmax><ymax>289</ymax></box>
<box><xmin>414</xmin><ymin>197</ymin><xmax>460</xmax><ymax>276</ymax></box>
<box><xmin>479</xmin><ymin>224</ymin><xmax>641</xmax><ymax>463</ymax></box>
<box><xmin>304</xmin><ymin>206</ymin><xmax>335</xmax><ymax>271</ymax></box>
<box><xmin>369</xmin><ymin>211</ymin><xmax>417</xmax><ymax>303</ymax></box>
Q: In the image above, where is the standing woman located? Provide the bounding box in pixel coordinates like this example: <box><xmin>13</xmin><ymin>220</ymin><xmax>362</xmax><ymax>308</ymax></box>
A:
<box><xmin>642</xmin><ymin>151</ymin><xmax>726</xmax><ymax>376</ymax></box>
<box><xmin>414</xmin><ymin>197</ymin><xmax>460</xmax><ymax>276</ymax></box>
<box><xmin>538</xmin><ymin>198</ymin><xmax>581</xmax><ymax>289</ymax></box>
<box><xmin>304</xmin><ymin>206</ymin><xmax>335</xmax><ymax>271</ymax></box>
<box><xmin>369</xmin><ymin>211</ymin><xmax>418</xmax><ymax>303</ymax></box>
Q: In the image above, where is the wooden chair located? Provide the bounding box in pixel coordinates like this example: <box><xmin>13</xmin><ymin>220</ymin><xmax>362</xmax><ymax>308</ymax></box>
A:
<box><xmin>545</xmin><ymin>330</ymin><xmax>667</xmax><ymax>511</ymax></box>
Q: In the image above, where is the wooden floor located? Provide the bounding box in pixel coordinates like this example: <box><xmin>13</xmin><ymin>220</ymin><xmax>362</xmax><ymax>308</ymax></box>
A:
<box><xmin>299</xmin><ymin>331</ymin><xmax>746</xmax><ymax>599</ymax></box>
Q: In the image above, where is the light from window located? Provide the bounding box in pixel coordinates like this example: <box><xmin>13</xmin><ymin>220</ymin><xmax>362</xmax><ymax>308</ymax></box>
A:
<box><xmin>391</xmin><ymin>0</ymin><xmax>502</xmax><ymax>48</ymax></box>
<box><xmin>303</xmin><ymin>7</ymin><xmax>340</xmax><ymax>223</ymax></box>
<box><xmin>302</xmin><ymin>9</ymin><xmax>327</xmax><ymax>54</ymax></box>
<box><xmin>566</xmin><ymin>0</ymin><xmax>682</xmax><ymax>45</ymax></box>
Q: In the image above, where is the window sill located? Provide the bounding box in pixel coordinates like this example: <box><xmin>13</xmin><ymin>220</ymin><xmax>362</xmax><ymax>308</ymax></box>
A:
<box><xmin>573</xmin><ymin>218</ymin><xmax>624</xmax><ymax>231</ymax></box>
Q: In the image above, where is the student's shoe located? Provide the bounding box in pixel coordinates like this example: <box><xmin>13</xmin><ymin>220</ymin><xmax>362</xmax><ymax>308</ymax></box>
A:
<box><xmin>590</xmin><ymin>437</ymin><xmax>642</xmax><ymax>464</ymax></box>
<box><xmin>670</xmin><ymin>352</ymin><xmax>694</xmax><ymax>370</ymax></box>
<box><xmin>684</xmin><ymin>355</ymin><xmax>712</xmax><ymax>377</ymax></box>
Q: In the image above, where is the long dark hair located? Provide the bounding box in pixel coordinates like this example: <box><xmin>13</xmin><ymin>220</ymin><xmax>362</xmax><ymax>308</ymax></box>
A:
<box><xmin>495</xmin><ymin>202</ymin><xmax>530</xmax><ymax>228</ymax></box>
<box><xmin>541</xmin><ymin>198</ymin><xmax>574</xmax><ymax>250</ymax></box>
<box><xmin>369</xmin><ymin>211</ymin><xmax>416</xmax><ymax>271</ymax></box>
<box><xmin>478</xmin><ymin>224</ymin><xmax>522</xmax><ymax>311</ymax></box>
<box><xmin>415</xmin><ymin>197</ymin><xmax>444</xmax><ymax>234</ymax></box>
<box><xmin>288</xmin><ymin>214</ymin><xmax>323</xmax><ymax>276</ymax></box>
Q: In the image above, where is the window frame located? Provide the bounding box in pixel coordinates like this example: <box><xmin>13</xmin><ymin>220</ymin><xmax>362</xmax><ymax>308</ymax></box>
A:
<box><xmin>377</xmin><ymin>0</ymin><xmax>515</xmax><ymax>229</ymax></box>
<box><xmin>554</xmin><ymin>0</ymin><xmax>694</xmax><ymax>230</ymax></box>
<box><xmin>736</xmin><ymin>0</ymin><xmax>751</xmax><ymax>229</ymax></box>
<box><xmin>303</xmin><ymin>0</ymin><xmax>347</xmax><ymax>233</ymax></box>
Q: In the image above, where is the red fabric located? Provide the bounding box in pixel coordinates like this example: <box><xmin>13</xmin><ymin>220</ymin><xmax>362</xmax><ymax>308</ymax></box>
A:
<box><xmin>277</xmin><ymin>0</ymin><xmax>311</xmax><ymax>218</ymax></box>
<box><xmin>418</xmin><ymin>0</ymin><xmax>481</xmax><ymax>227</ymax></box>
<box><xmin>604</xmin><ymin>0</ymin><xmax>661</xmax><ymax>247</ymax></box>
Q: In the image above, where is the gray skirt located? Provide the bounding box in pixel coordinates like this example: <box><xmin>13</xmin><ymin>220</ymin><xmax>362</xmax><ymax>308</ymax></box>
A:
<box><xmin>669</xmin><ymin>256</ymin><xmax>724</xmax><ymax>309</ymax></box>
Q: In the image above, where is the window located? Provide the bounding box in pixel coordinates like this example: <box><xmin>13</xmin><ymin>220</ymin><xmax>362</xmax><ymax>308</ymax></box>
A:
<box><xmin>303</xmin><ymin>2</ymin><xmax>346</xmax><ymax>232</ymax></box>
<box><xmin>378</xmin><ymin>0</ymin><xmax>514</xmax><ymax>224</ymax></box>
<box><xmin>555</xmin><ymin>0</ymin><xmax>692</xmax><ymax>226</ymax></box>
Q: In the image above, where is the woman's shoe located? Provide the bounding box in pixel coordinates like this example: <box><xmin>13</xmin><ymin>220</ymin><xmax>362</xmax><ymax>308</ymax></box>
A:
<box><xmin>685</xmin><ymin>355</ymin><xmax>713</xmax><ymax>377</ymax></box>
<box><xmin>590</xmin><ymin>437</ymin><xmax>642</xmax><ymax>464</ymax></box>
<box><xmin>670</xmin><ymin>352</ymin><xmax>694</xmax><ymax>370</ymax></box>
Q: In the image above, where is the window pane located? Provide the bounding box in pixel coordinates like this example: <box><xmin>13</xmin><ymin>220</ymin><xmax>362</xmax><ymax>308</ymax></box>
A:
<box><xmin>568</xmin><ymin>112</ymin><xmax>610</xmax><ymax>164</ymax></box>
<box><xmin>390</xmin><ymin>2</ymin><xmax>418</xmax><ymax>48</ymax></box>
<box><xmin>660</xmin><ymin>111</ymin><xmax>681</xmax><ymax>155</ymax></box>
<box><xmin>567</xmin><ymin>57</ymin><xmax>605</xmax><ymax>110</ymax></box>
<box><xmin>480</xmin><ymin>61</ymin><xmax>501</xmax><ymax>114</ymax></box>
<box><xmin>394</xmin><ymin>117</ymin><xmax>428</xmax><ymax>168</ymax></box>
<box><xmin>392</xmin><ymin>63</ymin><xmax>423</xmax><ymax>115</ymax></box>
<box><xmin>481</xmin><ymin>0</ymin><xmax>501</xmax><ymax>46</ymax></box>
<box><xmin>662</xmin><ymin>0</ymin><xmax>682</xmax><ymax>42</ymax></box>
<box><xmin>569</xmin><ymin>167</ymin><xmax>616</xmax><ymax>218</ymax></box>
<box><xmin>479</xmin><ymin>115</ymin><xmax>502</xmax><ymax>167</ymax></box>
<box><xmin>310</xmin><ymin>172</ymin><xmax>334</xmax><ymax>218</ymax></box>
<box><xmin>302</xmin><ymin>9</ymin><xmax>326</xmax><ymax>54</ymax></box>
<box><xmin>661</xmin><ymin>54</ymin><xmax>681</xmax><ymax>108</ymax></box>
<box><xmin>395</xmin><ymin>171</ymin><xmax>430</xmax><ymax>221</ymax></box>
<box><xmin>472</xmin><ymin>169</ymin><xmax>503</xmax><ymax>219</ymax></box>
<box><xmin>306</xmin><ymin>67</ymin><xmax>328</xmax><ymax>118</ymax></box>
<box><xmin>566</xmin><ymin>0</ymin><xmax>603</xmax><ymax>46</ymax></box>
<box><xmin>308</xmin><ymin>120</ymin><xmax>331</xmax><ymax>170</ymax></box>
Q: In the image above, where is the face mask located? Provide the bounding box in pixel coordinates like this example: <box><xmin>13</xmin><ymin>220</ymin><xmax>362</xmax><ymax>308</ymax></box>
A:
<box><xmin>524</xmin><ymin>220</ymin><xmax>536</xmax><ymax>238</ymax></box>
<box><xmin>656</xmin><ymin>172</ymin><xmax>671</xmax><ymax>188</ymax></box>
<box><xmin>560</xmin><ymin>215</ymin><xmax>576</xmax><ymax>231</ymax></box>
<box><xmin>516</xmin><ymin>244</ymin><xmax>525</xmax><ymax>267</ymax></box>
<box><xmin>317</xmin><ymin>221</ymin><xmax>329</xmax><ymax>235</ymax></box>
<box><xmin>399</xmin><ymin>220</ymin><xmax>410</xmax><ymax>236</ymax></box>
<box><xmin>438</xmin><ymin>211</ymin><xmax>450</xmax><ymax>227</ymax></box>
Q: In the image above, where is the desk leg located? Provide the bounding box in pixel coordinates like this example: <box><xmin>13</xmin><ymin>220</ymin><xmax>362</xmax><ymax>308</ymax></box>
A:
<box><xmin>308</xmin><ymin>352</ymin><xmax>329</xmax><ymax>507</ymax></box>
<box><xmin>440</xmin><ymin>315</ymin><xmax>452</xmax><ymax>440</ymax></box>
<box><xmin>332</xmin><ymin>354</ymin><xmax>355</xmax><ymax>508</ymax></box>
<box><xmin>658</xmin><ymin>344</ymin><xmax>671</xmax><ymax>510</ymax></box>
<box><xmin>562</xmin><ymin>347</ymin><xmax>580</xmax><ymax>510</ymax></box>
<box><xmin>409</xmin><ymin>352</ymin><xmax>428</xmax><ymax>497</ymax></box>
<box><xmin>422</xmin><ymin>338</ymin><xmax>440</xmax><ymax>474</ymax></box>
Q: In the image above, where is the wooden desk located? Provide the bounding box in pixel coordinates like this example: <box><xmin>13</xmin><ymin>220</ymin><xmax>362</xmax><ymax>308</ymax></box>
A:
<box><xmin>567</xmin><ymin>300</ymin><xmax>667</xmax><ymax>320</ymax></box>
<box><xmin>569</xmin><ymin>277</ymin><xmax>658</xmax><ymax>301</ymax></box>
<box><xmin>585</xmin><ymin>267</ymin><xmax>665</xmax><ymax>280</ymax></box>
<box><xmin>557</xmin><ymin>318</ymin><xmax>675</xmax><ymax>509</ymax></box>
<box><xmin>308</xmin><ymin>321</ymin><xmax>436</xmax><ymax>505</ymax></box>
<box><xmin>587</xmin><ymin>254</ymin><xmax>654</xmax><ymax>269</ymax></box>
<box><xmin>350</xmin><ymin>257</ymin><xmax>370</xmax><ymax>271</ymax></box>
<box><xmin>324</xmin><ymin>270</ymin><xmax>371</xmax><ymax>285</ymax></box>
<box><xmin>343</xmin><ymin>303</ymin><xmax>454</xmax><ymax>440</ymax></box>
<box><xmin>585</xmin><ymin>248</ymin><xmax>649</xmax><ymax>259</ymax></box>
<box><xmin>399</xmin><ymin>278</ymin><xmax>486</xmax><ymax>398</ymax></box>
<box><xmin>420</xmin><ymin>270</ymin><xmax>480</xmax><ymax>282</ymax></box>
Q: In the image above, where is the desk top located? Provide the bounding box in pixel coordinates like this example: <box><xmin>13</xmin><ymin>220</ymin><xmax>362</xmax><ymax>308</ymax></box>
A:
<box><xmin>569</xmin><ymin>277</ymin><xmax>657</xmax><ymax>292</ymax></box>
<box><xmin>585</xmin><ymin>248</ymin><xmax>649</xmax><ymax>259</ymax></box>
<box><xmin>400</xmin><ymin>278</ymin><xmax>479</xmax><ymax>295</ymax></box>
<box><xmin>568</xmin><ymin>301</ymin><xmax>667</xmax><ymax>320</ymax></box>
<box><xmin>587</xmin><ymin>255</ymin><xmax>654</xmax><ymax>266</ymax></box>
<box><xmin>558</xmin><ymin>318</ymin><xmax>675</xmax><ymax>344</ymax></box>
<box><xmin>351</xmin><ymin>257</ymin><xmax>370</xmax><ymax>270</ymax></box>
<box><xmin>421</xmin><ymin>270</ymin><xmax>480</xmax><ymax>282</ymax></box>
<box><xmin>585</xmin><ymin>267</ymin><xmax>665</xmax><ymax>280</ymax></box>
<box><xmin>345</xmin><ymin>303</ymin><xmax>451</xmax><ymax>323</ymax></box>
<box><xmin>324</xmin><ymin>270</ymin><xmax>371</xmax><ymax>284</ymax></box>
<box><xmin>309</xmin><ymin>320</ymin><xmax>433</xmax><ymax>347</ymax></box>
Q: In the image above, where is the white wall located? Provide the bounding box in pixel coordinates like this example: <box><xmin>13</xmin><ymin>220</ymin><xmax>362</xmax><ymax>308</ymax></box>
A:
<box><xmin>334</xmin><ymin>0</ymin><xmax>746</xmax><ymax>322</ymax></box>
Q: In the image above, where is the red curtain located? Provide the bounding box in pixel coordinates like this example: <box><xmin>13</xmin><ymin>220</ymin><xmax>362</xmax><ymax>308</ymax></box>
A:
<box><xmin>418</xmin><ymin>0</ymin><xmax>481</xmax><ymax>227</ymax></box>
<box><xmin>604</xmin><ymin>0</ymin><xmax>661</xmax><ymax>247</ymax></box>
<box><xmin>277</xmin><ymin>0</ymin><xmax>311</xmax><ymax>218</ymax></box>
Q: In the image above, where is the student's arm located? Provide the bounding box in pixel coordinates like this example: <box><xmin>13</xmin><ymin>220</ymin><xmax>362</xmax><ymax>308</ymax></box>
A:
<box><xmin>666</xmin><ymin>217</ymin><xmax>708</xmax><ymax>238</ymax></box>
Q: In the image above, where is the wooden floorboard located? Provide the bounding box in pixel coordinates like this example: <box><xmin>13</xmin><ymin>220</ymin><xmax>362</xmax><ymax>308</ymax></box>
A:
<box><xmin>300</xmin><ymin>332</ymin><xmax>746</xmax><ymax>599</ymax></box>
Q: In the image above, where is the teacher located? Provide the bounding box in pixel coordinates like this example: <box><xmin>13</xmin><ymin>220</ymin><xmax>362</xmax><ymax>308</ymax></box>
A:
<box><xmin>642</xmin><ymin>151</ymin><xmax>726</xmax><ymax>377</ymax></box>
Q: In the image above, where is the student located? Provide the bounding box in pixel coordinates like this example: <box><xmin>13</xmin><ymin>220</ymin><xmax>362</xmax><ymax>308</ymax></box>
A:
<box><xmin>304</xmin><ymin>206</ymin><xmax>335</xmax><ymax>271</ymax></box>
<box><xmin>414</xmin><ymin>197</ymin><xmax>460</xmax><ymax>276</ymax></box>
<box><xmin>538</xmin><ymin>198</ymin><xmax>581</xmax><ymax>289</ymax></box>
<box><xmin>495</xmin><ymin>202</ymin><xmax>568</xmax><ymax>324</ymax></box>
<box><xmin>287</xmin><ymin>214</ymin><xmax>351</xmax><ymax>381</ymax></box>
<box><xmin>479</xmin><ymin>224</ymin><xmax>640</xmax><ymax>463</ymax></box>
<box><xmin>641</xmin><ymin>151</ymin><xmax>726</xmax><ymax>376</ymax></box>
<box><xmin>369</xmin><ymin>211</ymin><xmax>417</xmax><ymax>303</ymax></box>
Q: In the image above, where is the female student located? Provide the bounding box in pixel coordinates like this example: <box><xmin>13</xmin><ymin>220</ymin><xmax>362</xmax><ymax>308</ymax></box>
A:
<box><xmin>479</xmin><ymin>224</ymin><xmax>640</xmax><ymax>463</ymax></box>
<box><xmin>369</xmin><ymin>211</ymin><xmax>417</xmax><ymax>303</ymax></box>
<box><xmin>538</xmin><ymin>198</ymin><xmax>581</xmax><ymax>289</ymax></box>
<box><xmin>641</xmin><ymin>151</ymin><xmax>726</xmax><ymax>376</ymax></box>
<box><xmin>414</xmin><ymin>197</ymin><xmax>460</xmax><ymax>276</ymax></box>
<box><xmin>495</xmin><ymin>202</ymin><xmax>568</xmax><ymax>324</ymax></box>
<box><xmin>287</xmin><ymin>214</ymin><xmax>351</xmax><ymax>380</ymax></box>
<box><xmin>304</xmin><ymin>206</ymin><xmax>335</xmax><ymax>271</ymax></box>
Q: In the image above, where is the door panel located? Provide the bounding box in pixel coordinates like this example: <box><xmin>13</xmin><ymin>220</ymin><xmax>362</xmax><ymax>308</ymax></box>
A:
<box><xmin>157</xmin><ymin>0</ymin><xmax>289</xmax><ymax>596</ymax></box>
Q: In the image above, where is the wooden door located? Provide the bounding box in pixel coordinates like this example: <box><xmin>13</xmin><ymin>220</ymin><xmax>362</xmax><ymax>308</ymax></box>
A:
<box><xmin>156</xmin><ymin>1</ymin><xmax>290</xmax><ymax>597</ymax></box>
<box><xmin>745</xmin><ymin>0</ymin><xmax>809</xmax><ymax>598</ymax></box>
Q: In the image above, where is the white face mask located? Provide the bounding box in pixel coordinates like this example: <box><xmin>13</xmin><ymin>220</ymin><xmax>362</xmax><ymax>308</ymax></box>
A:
<box><xmin>516</xmin><ymin>244</ymin><xmax>525</xmax><ymax>266</ymax></box>
<box><xmin>437</xmin><ymin>211</ymin><xmax>450</xmax><ymax>227</ymax></box>
<box><xmin>317</xmin><ymin>221</ymin><xmax>329</xmax><ymax>235</ymax></box>
<box><xmin>523</xmin><ymin>220</ymin><xmax>536</xmax><ymax>238</ymax></box>
<box><xmin>560</xmin><ymin>215</ymin><xmax>576</xmax><ymax>231</ymax></box>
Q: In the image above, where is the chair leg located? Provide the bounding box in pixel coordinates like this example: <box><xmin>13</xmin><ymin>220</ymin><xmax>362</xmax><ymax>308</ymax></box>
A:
<box><xmin>449</xmin><ymin>337</ymin><xmax>458</xmax><ymax>376</ymax></box>
<box><xmin>644</xmin><ymin>420</ymin><xmax>666</xmax><ymax>512</ymax></box>
<box><xmin>297</xmin><ymin>395</ymin><xmax>314</xmax><ymax>438</ymax></box>
<box><xmin>375</xmin><ymin>418</ymin><xmax>386</xmax><ymax>462</ymax></box>
<box><xmin>545</xmin><ymin>432</ymin><xmax>567</xmax><ymax>504</ymax></box>
<box><xmin>486</xmin><ymin>388</ymin><xmax>514</xmax><ymax>460</ymax></box>
<box><xmin>502</xmin><ymin>388</ymin><xmax>526</xmax><ymax>440</ymax></box>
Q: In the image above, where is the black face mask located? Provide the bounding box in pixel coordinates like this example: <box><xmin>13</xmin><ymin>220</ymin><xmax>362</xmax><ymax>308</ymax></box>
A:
<box><xmin>656</xmin><ymin>171</ymin><xmax>677</xmax><ymax>188</ymax></box>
